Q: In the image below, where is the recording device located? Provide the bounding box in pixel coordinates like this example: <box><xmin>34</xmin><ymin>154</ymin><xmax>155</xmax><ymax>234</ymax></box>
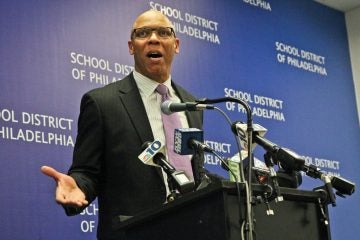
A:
<box><xmin>138</xmin><ymin>140</ymin><xmax>162</xmax><ymax>166</ymax></box>
<box><xmin>232</xmin><ymin>122</ymin><xmax>268</xmax><ymax>151</ymax></box>
<box><xmin>138</xmin><ymin>140</ymin><xmax>195</xmax><ymax>194</ymax></box>
<box><xmin>304</xmin><ymin>164</ymin><xmax>355</xmax><ymax>196</ymax></box>
<box><xmin>173</xmin><ymin>128</ymin><xmax>213</xmax><ymax>189</ymax></box>
<box><xmin>161</xmin><ymin>100</ymin><xmax>214</xmax><ymax>115</ymax></box>
<box><xmin>232</xmin><ymin>122</ymin><xmax>355</xmax><ymax>204</ymax></box>
<box><xmin>174</xmin><ymin>128</ymin><xmax>205</xmax><ymax>155</ymax></box>
<box><xmin>232</xmin><ymin>121</ymin><xmax>303</xmax><ymax>196</ymax></box>
<box><xmin>232</xmin><ymin>122</ymin><xmax>305</xmax><ymax>172</ymax></box>
<box><xmin>330</xmin><ymin>175</ymin><xmax>355</xmax><ymax>196</ymax></box>
<box><xmin>174</xmin><ymin>128</ymin><xmax>241</xmax><ymax>185</ymax></box>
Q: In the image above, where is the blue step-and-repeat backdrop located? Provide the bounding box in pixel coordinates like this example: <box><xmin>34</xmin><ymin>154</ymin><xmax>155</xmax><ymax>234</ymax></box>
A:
<box><xmin>1</xmin><ymin>0</ymin><xmax>359</xmax><ymax>239</ymax></box>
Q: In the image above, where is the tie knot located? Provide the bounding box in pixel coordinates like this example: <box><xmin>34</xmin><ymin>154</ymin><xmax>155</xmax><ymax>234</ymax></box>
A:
<box><xmin>156</xmin><ymin>84</ymin><xmax>168</xmax><ymax>96</ymax></box>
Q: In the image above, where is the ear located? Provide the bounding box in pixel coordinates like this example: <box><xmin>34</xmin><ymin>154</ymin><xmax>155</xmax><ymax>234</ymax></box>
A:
<box><xmin>128</xmin><ymin>40</ymin><xmax>134</xmax><ymax>55</ymax></box>
<box><xmin>174</xmin><ymin>38</ymin><xmax>180</xmax><ymax>54</ymax></box>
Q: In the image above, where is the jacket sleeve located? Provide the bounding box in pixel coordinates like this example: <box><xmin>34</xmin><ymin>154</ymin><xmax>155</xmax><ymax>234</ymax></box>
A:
<box><xmin>64</xmin><ymin>92</ymin><xmax>104</xmax><ymax>215</ymax></box>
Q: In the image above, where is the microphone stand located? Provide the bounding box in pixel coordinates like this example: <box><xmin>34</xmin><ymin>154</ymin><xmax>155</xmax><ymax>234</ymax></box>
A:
<box><xmin>198</xmin><ymin>97</ymin><xmax>255</xmax><ymax>240</ymax></box>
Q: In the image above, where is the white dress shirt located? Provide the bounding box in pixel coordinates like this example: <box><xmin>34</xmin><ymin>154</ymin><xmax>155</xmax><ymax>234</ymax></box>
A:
<box><xmin>133</xmin><ymin>70</ymin><xmax>189</xmax><ymax>153</ymax></box>
<box><xmin>133</xmin><ymin>70</ymin><xmax>190</xmax><ymax>198</ymax></box>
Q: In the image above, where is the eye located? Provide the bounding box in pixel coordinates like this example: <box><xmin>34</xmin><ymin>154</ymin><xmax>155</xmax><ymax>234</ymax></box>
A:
<box><xmin>132</xmin><ymin>27</ymin><xmax>174</xmax><ymax>39</ymax></box>
<box><xmin>134</xmin><ymin>28</ymin><xmax>151</xmax><ymax>38</ymax></box>
<box><xmin>157</xmin><ymin>28</ymin><xmax>172</xmax><ymax>37</ymax></box>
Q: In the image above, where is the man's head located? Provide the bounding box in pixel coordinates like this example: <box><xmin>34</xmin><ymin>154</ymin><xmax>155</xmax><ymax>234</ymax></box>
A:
<box><xmin>128</xmin><ymin>10</ymin><xmax>179</xmax><ymax>83</ymax></box>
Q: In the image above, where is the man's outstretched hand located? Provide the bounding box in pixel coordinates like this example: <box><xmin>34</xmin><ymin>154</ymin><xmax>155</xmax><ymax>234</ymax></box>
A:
<box><xmin>41</xmin><ymin>166</ymin><xmax>88</xmax><ymax>207</ymax></box>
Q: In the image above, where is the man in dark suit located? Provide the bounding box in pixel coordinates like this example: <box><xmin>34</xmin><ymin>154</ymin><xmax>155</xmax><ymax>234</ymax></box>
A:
<box><xmin>41</xmin><ymin>9</ymin><xmax>203</xmax><ymax>240</ymax></box>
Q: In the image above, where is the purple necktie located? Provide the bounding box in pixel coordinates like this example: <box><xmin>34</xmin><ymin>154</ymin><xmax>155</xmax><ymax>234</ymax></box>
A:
<box><xmin>156</xmin><ymin>84</ymin><xmax>193</xmax><ymax>179</ymax></box>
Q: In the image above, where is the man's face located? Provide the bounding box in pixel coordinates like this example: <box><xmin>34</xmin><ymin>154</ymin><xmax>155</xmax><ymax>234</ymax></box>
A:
<box><xmin>128</xmin><ymin>11</ymin><xmax>179</xmax><ymax>83</ymax></box>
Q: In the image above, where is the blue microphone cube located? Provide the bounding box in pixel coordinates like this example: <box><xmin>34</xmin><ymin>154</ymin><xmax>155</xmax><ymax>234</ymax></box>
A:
<box><xmin>174</xmin><ymin>128</ymin><xmax>204</xmax><ymax>155</ymax></box>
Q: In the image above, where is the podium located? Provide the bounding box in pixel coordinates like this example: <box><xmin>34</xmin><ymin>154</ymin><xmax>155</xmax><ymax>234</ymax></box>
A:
<box><xmin>113</xmin><ymin>181</ymin><xmax>331</xmax><ymax>240</ymax></box>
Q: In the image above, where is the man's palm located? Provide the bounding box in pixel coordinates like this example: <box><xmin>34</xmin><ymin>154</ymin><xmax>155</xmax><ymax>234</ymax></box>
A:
<box><xmin>41</xmin><ymin>166</ymin><xmax>88</xmax><ymax>207</ymax></box>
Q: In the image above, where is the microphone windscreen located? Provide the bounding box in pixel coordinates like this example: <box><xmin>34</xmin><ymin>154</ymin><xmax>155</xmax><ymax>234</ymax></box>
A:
<box><xmin>160</xmin><ymin>100</ymin><xmax>173</xmax><ymax>115</ymax></box>
<box><xmin>174</xmin><ymin>128</ymin><xmax>203</xmax><ymax>155</ymax></box>
<box><xmin>331</xmin><ymin>176</ymin><xmax>355</xmax><ymax>196</ymax></box>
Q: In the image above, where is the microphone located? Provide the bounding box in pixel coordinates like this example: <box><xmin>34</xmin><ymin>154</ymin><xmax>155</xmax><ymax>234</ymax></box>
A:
<box><xmin>232</xmin><ymin>122</ymin><xmax>305</xmax><ymax>172</ymax></box>
<box><xmin>330</xmin><ymin>175</ymin><xmax>355</xmax><ymax>196</ymax></box>
<box><xmin>174</xmin><ymin>128</ymin><xmax>204</xmax><ymax>155</ymax></box>
<box><xmin>231</xmin><ymin>121</ymin><xmax>267</xmax><ymax>151</ymax></box>
<box><xmin>304</xmin><ymin>164</ymin><xmax>355</xmax><ymax>196</ymax></box>
<box><xmin>138</xmin><ymin>140</ymin><xmax>195</xmax><ymax>194</ymax></box>
<box><xmin>161</xmin><ymin>100</ymin><xmax>214</xmax><ymax>115</ymax></box>
<box><xmin>138</xmin><ymin>140</ymin><xmax>163</xmax><ymax>166</ymax></box>
<box><xmin>174</xmin><ymin>128</ymin><xmax>211</xmax><ymax>189</ymax></box>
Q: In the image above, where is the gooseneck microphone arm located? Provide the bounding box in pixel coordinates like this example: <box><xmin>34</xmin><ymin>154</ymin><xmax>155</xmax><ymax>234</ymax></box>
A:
<box><xmin>196</xmin><ymin>97</ymin><xmax>253</xmax><ymax>126</ymax></box>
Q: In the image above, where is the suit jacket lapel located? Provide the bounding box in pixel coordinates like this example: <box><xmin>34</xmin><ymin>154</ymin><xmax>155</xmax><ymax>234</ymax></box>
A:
<box><xmin>116</xmin><ymin>75</ymin><xmax>202</xmax><ymax>139</ymax></box>
<box><xmin>116</xmin><ymin>74</ymin><xmax>202</xmax><ymax>182</ymax></box>
<box><xmin>116</xmin><ymin>74</ymin><xmax>154</xmax><ymax>144</ymax></box>
<box><xmin>117</xmin><ymin>74</ymin><xmax>167</xmax><ymax>179</ymax></box>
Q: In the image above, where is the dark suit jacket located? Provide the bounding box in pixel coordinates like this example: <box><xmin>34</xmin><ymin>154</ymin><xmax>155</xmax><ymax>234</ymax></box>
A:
<box><xmin>67</xmin><ymin>73</ymin><xmax>202</xmax><ymax>239</ymax></box>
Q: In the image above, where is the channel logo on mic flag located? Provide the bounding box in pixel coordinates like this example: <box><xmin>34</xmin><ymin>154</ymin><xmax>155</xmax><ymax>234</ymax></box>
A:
<box><xmin>138</xmin><ymin>140</ymin><xmax>164</xmax><ymax>166</ymax></box>
<box><xmin>174</xmin><ymin>128</ymin><xmax>203</xmax><ymax>155</ymax></box>
<box><xmin>234</xmin><ymin>123</ymin><xmax>267</xmax><ymax>151</ymax></box>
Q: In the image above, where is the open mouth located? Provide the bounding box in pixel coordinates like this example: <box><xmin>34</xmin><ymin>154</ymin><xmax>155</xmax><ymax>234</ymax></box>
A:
<box><xmin>147</xmin><ymin>51</ymin><xmax>163</xmax><ymax>59</ymax></box>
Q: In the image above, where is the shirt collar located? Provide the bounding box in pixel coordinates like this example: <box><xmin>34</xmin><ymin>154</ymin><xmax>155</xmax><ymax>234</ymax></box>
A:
<box><xmin>133</xmin><ymin>70</ymin><xmax>173</xmax><ymax>97</ymax></box>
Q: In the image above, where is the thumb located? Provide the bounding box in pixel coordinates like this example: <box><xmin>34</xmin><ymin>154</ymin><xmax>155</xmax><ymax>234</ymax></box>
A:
<box><xmin>40</xmin><ymin>165</ymin><xmax>64</xmax><ymax>181</ymax></box>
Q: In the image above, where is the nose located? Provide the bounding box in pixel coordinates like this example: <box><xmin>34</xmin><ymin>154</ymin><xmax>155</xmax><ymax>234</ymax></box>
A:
<box><xmin>148</xmin><ymin>31</ymin><xmax>160</xmax><ymax>43</ymax></box>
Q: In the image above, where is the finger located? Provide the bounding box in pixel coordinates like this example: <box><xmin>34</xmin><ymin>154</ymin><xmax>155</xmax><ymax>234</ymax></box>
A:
<box><xmin>56</xmin><ymin>198</ymin><xmax>87</xmax><ymax>207</ymax></box>
<box><xmin>55</xmin><ymin>194</ymin><xmax>88</xmax><ymax>207</ymax></box>
<box><xmin>77</xmin><ymin>199</ymin><xmax>89</xmax><ymax>206</ymax></box>
<box><xmin>40</xmin><ymin>165</ymin><xmax>63</xmax><ymax>180</ymax></box>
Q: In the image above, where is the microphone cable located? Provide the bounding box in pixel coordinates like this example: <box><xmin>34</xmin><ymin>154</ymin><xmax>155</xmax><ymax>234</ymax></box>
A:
<box><xmin>212</xmin><ymin>105</ymin><xmax>255</xmax><ymax>240</ymax></box>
